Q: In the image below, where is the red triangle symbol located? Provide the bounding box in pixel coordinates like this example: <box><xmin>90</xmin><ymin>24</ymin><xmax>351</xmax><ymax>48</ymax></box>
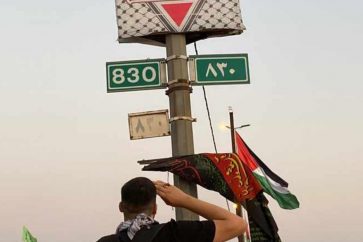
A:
<box><xmin>161</xmin><ymin>3</ymin><xmax>193</xmax><ymax>27</ymax></box>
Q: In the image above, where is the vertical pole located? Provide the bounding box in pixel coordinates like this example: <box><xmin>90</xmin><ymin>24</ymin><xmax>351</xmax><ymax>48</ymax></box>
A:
<box><xmin>165</xmin><ymin>34</ymin><xmax>199</xmax><ymax>221</ymax></box>
<box><xmin>229</xmin><ymin>107</ymin><xmax>245</xmax><ymax>242</ymax></box>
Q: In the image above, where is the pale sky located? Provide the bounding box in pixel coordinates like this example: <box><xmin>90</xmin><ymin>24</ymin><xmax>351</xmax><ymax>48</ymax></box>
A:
<box><xmin>1</xmin><ymin>0</ymin><xmax>362</xmax><ymax>241</ymax></box>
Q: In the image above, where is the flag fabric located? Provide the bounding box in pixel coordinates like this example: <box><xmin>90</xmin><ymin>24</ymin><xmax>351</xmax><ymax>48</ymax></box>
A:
<box><xmin>246</xmin><ymin>193</ymin><xmax>281</xmax><ymax>242</ymax></box>
<box><xmin>235</xmin><ymin>131</ymin><xmax>300</xmax><ymax>209</ymax></box>
<box><xmin>142</xmin><ymin>153</ymin><xmax>262</xmax><ymax>202</ymax></box>
<box><xmin>141</xmin><ymin>153</ymin><xmax>279</xmax><ymax>240</ymax></box>
<box><xmin>22</xmin><ymin>226</ymin><xmax>37</xmax><ymax>242</ymax></box>
<box><xmin>204</xmin><ymin>153</ymin><xmax>262</xmax><ymax>202</ymax></box>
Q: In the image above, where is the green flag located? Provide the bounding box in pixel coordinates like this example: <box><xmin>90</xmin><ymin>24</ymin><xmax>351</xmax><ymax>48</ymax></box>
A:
<box><xmin>22</xmin><ymin>226</ymin><xmax>37</xmax><ymax>242</ymax></box>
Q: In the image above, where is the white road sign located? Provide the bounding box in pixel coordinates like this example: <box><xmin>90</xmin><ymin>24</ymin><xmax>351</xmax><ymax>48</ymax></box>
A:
<box><xmin>128</xmin><ymin>110</ymin><xmax>170</xmax><ymax>140</ymax></box>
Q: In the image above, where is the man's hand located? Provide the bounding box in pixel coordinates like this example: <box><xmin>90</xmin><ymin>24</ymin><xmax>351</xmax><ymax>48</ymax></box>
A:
<box><xmin>153</xmin><ymin>180</ymin><xmax>190</xmax><ymax>207</ymax></box>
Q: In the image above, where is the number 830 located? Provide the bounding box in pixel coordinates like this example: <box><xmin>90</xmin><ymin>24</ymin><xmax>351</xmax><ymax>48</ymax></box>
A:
<box><xmin>112</xmin><ymin>66</ymin><xmax>157</xmax><ymax>84</ymax></box>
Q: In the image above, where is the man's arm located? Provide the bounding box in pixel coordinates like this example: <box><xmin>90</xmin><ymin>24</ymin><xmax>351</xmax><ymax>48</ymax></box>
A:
<box><xmin>154</xmin><ymin>181</ymin><xmax>247</xmax><ymax>242</ymax></box>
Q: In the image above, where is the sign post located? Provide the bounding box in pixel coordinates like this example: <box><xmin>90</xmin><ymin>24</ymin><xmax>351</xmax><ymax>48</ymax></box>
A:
<box><xmin>165</xmin><ymin>34</ymin><xmax>199</xmax><ymax>221</ymax></box>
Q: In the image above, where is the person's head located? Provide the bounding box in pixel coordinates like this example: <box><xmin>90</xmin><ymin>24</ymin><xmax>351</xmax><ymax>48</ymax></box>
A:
<box><xmin>119</xmin><ymin>177</ymin><xmax>157</xmax><ymax>220</ymax></box>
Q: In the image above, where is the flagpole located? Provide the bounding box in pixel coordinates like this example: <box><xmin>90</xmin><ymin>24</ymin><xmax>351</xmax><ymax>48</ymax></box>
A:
<box><xmin>228</xmin><ymin>107</ymin><xmax>251</xmax><ymax>242</ymax></box>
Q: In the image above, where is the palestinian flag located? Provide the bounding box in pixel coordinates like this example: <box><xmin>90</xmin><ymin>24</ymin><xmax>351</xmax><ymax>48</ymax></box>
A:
<box><xmin>235</xmin><ymin>131</ymin><xmax>300</xmax><ymax>209</ymax></box>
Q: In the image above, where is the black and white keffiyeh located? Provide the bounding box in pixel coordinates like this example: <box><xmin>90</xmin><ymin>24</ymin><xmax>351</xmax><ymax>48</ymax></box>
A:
<box><xmin>116</xmin><ymin>213</ymin><xmax>156</xmax><ymax>240</ymax></box>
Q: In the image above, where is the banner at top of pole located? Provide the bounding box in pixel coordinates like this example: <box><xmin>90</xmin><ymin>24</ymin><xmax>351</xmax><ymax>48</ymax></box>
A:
<box><xmin>115</xmin><ymin>0</ymin><xmax>246</xmax><ymax>46</ymax></box>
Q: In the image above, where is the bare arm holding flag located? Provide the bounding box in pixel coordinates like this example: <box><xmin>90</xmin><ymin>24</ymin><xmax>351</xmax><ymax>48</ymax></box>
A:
<box><xmin>154</xmin><ymin>180</ymin><xmax>247</xmax><ymax>242</ymax></box>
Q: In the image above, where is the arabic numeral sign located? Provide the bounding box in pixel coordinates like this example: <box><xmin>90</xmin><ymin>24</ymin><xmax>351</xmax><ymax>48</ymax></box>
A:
<box><xmin>128</xmin><ymin>110</ymin><xmax>170</xmax><ymax>140</ymax></box>
<box><xmin>106</xmin><ymin>59</ymin><xmax>166</xmax><ymax>92</ymax></box>
<box><xmin>188</xmin><ymin>54</ymin><xmax>250</xmax><ymax>85</ymax></box>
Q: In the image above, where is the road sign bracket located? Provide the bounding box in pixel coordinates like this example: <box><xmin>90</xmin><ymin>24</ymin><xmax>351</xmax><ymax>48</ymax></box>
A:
<box><xmin>169</xmin><ymin>116</ymin><xmax>196</xmax><ymax>123</ymax></box>
<box><xmin>165</xmin><ymin>79</ymin><xmax>192</xmax><ymax>95</ymax></box>
<box><xmin>166</xmin><ymin>55</ymin><xmax>188</xmax><ymax>62</ymax></box>
<box><xmin>167</xmin><ymin>79</ymin><xmax>191</xmax><ymax>86</ymax></box>
<box><xmin>160</xmin><ymin>60</ymin><xmax>167</xmax><ymax>85</ymax></box>
<box><xmin>188</xmin><ymin>57</ymin><xmax>196</xmax><ymax>82</ymax></box>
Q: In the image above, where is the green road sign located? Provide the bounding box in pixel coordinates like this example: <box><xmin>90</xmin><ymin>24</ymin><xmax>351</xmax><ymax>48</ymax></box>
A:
<box><xmin>188</xmin><ymin>54</ymin><xmax>250</xmax><ymax>85</ymax></box>
<box><xmin>106</xmin><ymin>59</ymin><xmax>167</xmax><ymax>92</ymax></box>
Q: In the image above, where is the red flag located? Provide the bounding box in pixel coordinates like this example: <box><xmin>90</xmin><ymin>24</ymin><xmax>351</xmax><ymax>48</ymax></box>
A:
<box><xmin>204</xmin><ymin>153</ymin><xmax>262</xmax><ymax>202</ymax></box>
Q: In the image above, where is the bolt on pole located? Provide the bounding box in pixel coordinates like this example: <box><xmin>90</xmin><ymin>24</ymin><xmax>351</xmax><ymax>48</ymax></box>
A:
<box><xmin>165</xmin><ymin>34</ymin><xmax>199</xmax><ymax>221</ymax></box>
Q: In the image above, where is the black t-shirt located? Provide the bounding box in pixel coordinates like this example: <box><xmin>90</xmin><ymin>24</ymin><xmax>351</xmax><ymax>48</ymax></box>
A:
<box><xmin>154</xmin><ymin>220</ymin><xmax>215</xmax><ymax>242</ymax></box>
<box><xmin>97</xmin><ymin>220</ymin><xmax>215</xmax><ymax>242</ymax></box>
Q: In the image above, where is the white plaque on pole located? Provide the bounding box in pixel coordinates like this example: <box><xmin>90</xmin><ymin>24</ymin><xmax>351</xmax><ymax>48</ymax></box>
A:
<box><xmin>128</xmin><ymin>110</ymin><xmax>171</xmax><ymax>140</ymax></box>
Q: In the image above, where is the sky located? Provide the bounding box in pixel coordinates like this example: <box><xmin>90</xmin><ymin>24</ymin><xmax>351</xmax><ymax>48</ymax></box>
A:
<box><xmin>0</xmin><ymin>0</ymin><xmax>362</xmax><ymax>241</ymax></box>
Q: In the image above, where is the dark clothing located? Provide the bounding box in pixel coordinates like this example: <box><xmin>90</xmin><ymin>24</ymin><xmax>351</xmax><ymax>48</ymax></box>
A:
<box><xmin>153</xmin><ymin>220</ymin><xmax>215</xmax><ymax>242</ymax></box>
<box><xmin>97</xmin><ymin>220</ymin><xmax>215</xmax><ymax>242</ymax></box>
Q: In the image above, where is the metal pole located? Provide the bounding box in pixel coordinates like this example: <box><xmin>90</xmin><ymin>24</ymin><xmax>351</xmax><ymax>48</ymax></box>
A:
<box><xmin>165</xmin><ymin>34</ymin><xmax>199</xmax><ymax>221</ymax></box>
<box><xmin>229</xmin><ymin>107</ymin><xmax>246</xmax><ymax>242</ymax></box>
